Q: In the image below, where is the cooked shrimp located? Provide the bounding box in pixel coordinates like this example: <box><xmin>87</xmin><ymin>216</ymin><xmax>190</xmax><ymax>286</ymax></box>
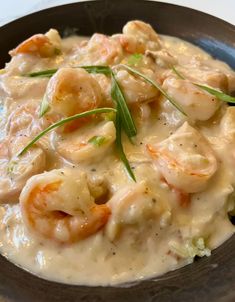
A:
<box><xmin>10</xmin><ymin>29</ymin><xmax>61</xmax><ymax>57</ymax></box>
<box><xmin>147</xmin><ymin>122</ymin><xmax>217</xmax><ymax>193</ymax></box>
<box><xmin>74</xmin><ymin>33</ymin><xmax>123</xmax><ymax>65</ymax></box>
<box><xmin>162</xmin><ymin>76</ymin><xmax>220</xmax><ymax>121</ymax></box>
<box><xmin>0</xmin><ymin>138</ymin><xmax>46</xmax><ymax>203</ymax></box>
<box><xmin>106</xmin><ymin>182</ymin><xmax>161</xmax><ymax>240</ymax></box>
<box><xmin>179</xmin><ymin>67</ymin><xmax>229</xmax><ymax>92</ymax></box>
<box><xmin>20</xmin><ymin>169</ymin><xmax>111</xmax><ymax>243</ymax></box>
<box><xmin>120</xmin><ymin>20</ymin><xmax>161</xmax><ymax>53</ymax></box>
<box><xmin>146</xmin><ymin>49</ymin><xmax>177</xmax><ymax>68</ymax></box>
<box><xmin>115</xmin><ymin>69</ymin><xmax>159</xmax><ymax>104</ymax></box>
<box><xmin>220</xmin><ymin>107</ymin><xmax>235</xmax><ymax>138</ymax></box>
<box><xmin>6</xmin><ymin>104</ymin><xmax>42</xmax><ymax>139</ymax></box>
<box><xmin>55</xmin><ymin>121</ymin><xmax>116</xmax><ymax>164</ymax></box>
<box><xmin>45</xmin><ymin>67</ymin><xmax>103</xmax><ymax>131</ymax></box>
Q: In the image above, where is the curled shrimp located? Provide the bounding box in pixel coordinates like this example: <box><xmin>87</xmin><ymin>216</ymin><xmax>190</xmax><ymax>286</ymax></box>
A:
<box><xmin>115</xmin><ymin>68</ymin><xmax>159</xmax><ymax>104</ymax></box>
<box><xmin>147</xmin><ymin>122</ymin><xmax>217</xmax><ymax>193</ymax></box>
<box><xmin>45</xmin><ymin>67</ymin><xmax>102</xmax><ymax>131</ymax></box>
<box><xmin>55</xmin><ymin>121</ymin><xmax>116</xmax><ymax>164</ymax></box>
<box><xmin>162</xmin><ymin>76</ymin><xmax>220</xmax><ymax>121</ymax></box>
<box><xmin>185</xmin><ymin>67</ymin><xmax>228</xmax><ymax>92</ymax></box>
<box><xmin>116</xmin><ymin>20</ymin><xmax>161</xmax><ymax>54</ymax></box>
<box><xmin>74</xmin><ymin>33</ymin><xmax>123</xmax><ymax>65</ymax></box>
<box><xmin>10</xmin><ymin>29</ymin><xmax>61</xmax><ymax>58</ymax></box>
<box><xmin>20</xmin><ymin>168</ymin><xmax>110</xmax><ymax>243</ymax></box>
<box><xmin>106</xmin><ymin>182</ymin><xmax>163</xmax><ymax>240</ymax></box>
<box><xmin>0</xmin><ymin>138</ymin><xmax>46</xmax><ymax>203</ymax></box>
<box><xmin>0</xmin><ymin>102</ymin><xmax>46</xmax><ymax>203</ymax></box>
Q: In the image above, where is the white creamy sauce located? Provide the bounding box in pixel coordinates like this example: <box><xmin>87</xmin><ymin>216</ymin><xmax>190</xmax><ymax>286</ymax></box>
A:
<box><xmin>0</xmin><ymin>21</ymin><xmax>234</xmax><ymax>286</ymax></box>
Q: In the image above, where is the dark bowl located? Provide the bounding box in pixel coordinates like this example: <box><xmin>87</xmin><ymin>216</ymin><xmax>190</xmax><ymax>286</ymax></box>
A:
<box><xmin>0</xmin><ymin>1</ymin><xmax>234</xmax><ymax>301</ymax></box>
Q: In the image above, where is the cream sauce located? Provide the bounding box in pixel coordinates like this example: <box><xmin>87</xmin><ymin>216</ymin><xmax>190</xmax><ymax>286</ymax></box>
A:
<box><xmin>0</xmin><ymin>21</ymin><xmax>234</xmax><ymax>286</ymax></box>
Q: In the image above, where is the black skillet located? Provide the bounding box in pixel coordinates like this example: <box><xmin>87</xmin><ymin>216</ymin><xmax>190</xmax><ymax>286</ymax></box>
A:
<box><xmin>0</xmin><ymin>1</ymin><xmax>234</xmax><ymax>301</ymax></box>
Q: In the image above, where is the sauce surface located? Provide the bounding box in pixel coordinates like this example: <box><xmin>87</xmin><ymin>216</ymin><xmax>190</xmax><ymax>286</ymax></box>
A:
<box><xmin>0</xmin><ymin>21</ymin><xmax>234</xmax><ymax>286</ymax></box>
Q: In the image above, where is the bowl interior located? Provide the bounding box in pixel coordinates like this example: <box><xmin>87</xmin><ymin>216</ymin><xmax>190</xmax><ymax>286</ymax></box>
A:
<box><xmin>0</xmin><ymin>1</ymin><xmax>234</xmax><ymax>301</ymax></box>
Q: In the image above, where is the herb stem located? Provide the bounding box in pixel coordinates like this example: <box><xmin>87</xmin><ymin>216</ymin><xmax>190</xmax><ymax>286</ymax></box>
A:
<box><xmin>120</xmin><ymin>64</ymin><xmax>186</xmax><ymax>115</ymax></box>
<box><xmin>172</xmin><ymin>66</ymin><xmax>235</xmax><ymax>104</ymax></box>
<box><xmin>18</xmin><ymin>108</ymin><xmax>116</xmax><ymax>156</ymax></box>
<box><xmin>115</xmin><ymin>109</ymin><xmax>136</xmax><ymax>182</ymax></box>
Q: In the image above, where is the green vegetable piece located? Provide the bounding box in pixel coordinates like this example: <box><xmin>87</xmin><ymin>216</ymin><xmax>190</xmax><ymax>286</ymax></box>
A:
<box><xmin>111</xmin><ymin>72</ymin><xmax>137</xmax><ymax>138</ymax></box>
<box><xmin>39</xmin><ymin>95</ymin><xmax>50</xmax><ymax>117</ymax></box>
<box><xmin>88</xmin><ymin>135</ymin><xmax>107</xmax><ymax>147</ymax></box>
<box><xmin>128</xmin><ymin>53</ymin><xmax>143</xmax><ymax>66</ymax></box>
<box><xmin>115</xmin><ymin>109</ymin><xmax>136</xmax><ymax>182</ymax></box>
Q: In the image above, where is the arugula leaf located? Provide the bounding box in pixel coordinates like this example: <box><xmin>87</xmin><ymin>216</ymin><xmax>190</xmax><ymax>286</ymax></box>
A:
<box><xmin>111</xmin><ymin>72</ymin><xmax>137</xmax><ymax>138</ymax></box>
<box><xmin>18</xmin><ymin>108</ymin><xmax>116</xmax><ymax>156</ymax></box>
<box><xmin>39</xmin><ymin>95</ymin><xmax>50</xmax><ymax>117</ymax></box>
<box><xmin>88</xmin><ymin>135</ymin><xmax>107</xmax><ymax>146</ymax></box>
<box><xmin>120</xmin><ymin>64</ymin><xmax>186</xmax><ymax>116</ymax></box>
<box><xmin>128</xmin><ymin>53</ymin><xmax>143</xmax><ymax>66</ymax></box>
<box><xmin>115</xmin><ymin>109</ymin><xmax>136</xmax><ymax>182</ymax></box>
<box><xmin>172</xmin><ymin>66</ymin><xmax>235</xmax><ymax>104</ymax></box>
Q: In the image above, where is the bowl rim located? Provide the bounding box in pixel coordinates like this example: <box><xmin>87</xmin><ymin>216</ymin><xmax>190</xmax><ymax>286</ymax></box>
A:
<box><xmin>0</xmin><ymin>1</ymin><xmax>234</xmax><ymax>301</ymax></box>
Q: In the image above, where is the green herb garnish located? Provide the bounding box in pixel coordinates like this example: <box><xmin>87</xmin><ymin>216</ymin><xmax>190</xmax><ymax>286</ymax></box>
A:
<box><xmin>194</xmin><ymin>84</ymin><xmax>235</xmax><ymax>104</ymax></box>
<box><xmin>29</xmin><ymin>66</ymin><xmax>136</xmax><ymax>139</ymax></box>
<box><xmin>172</xmin><ymin>66</ymin><xmax>235</xmax><ymax>104</ymax></box>
<box><xmin>111</xmin><ymin>72</ymin><xmax>137</xmax><ymax>138</ymax></box>
<box><xmin>54</xmin><ymin>48</ymin><xmax>62</xmax><ymax>55</ymax></box>
<box><xmin>120</xmin><ymin>64</ymin><xmax>186</xmax><ymax>115</ymax></box>
<box><xmin>115</xmin><ymin>110</ymin><xmax>136</xmax><ymax>182</ymax></box>
<box><xmin>26</xmin><ymin>65</ymin><xmax>111</xmax><ymax>78</ymax></box>
<box><xmin>18</xmin><ymin>108</ymin><xmax>116</xmax><ymax>156</ymax></box>
<box><xmin>18</xmin><ymin>107</ymin><xmax>135</xmax><ymax>181</ymax></box>
<box><xmin>128</xmin><ymin>53</ymin><xmax>143</xmax><ymax>66</ymax></box>
<box><xmin>82</xmin><ymin>65</ymin><xmax>112</xmax><ymax>76</ymax></box>
<box><xmin>23</xmin><ymin>65</ymin><xmax>137</xmax><ymax>179</ymax></box>
<box><xmin>39</xmin><ymin>95</ymin><xmax>50</xmax><ymax>118</ymax></box>
<box><xmin>28</xmin><ymin>69</ymin><xmax>58</xmax><ymax>78</ymax></box>
<box><xmin>7</xmin><ymin>160</ymin><xmax>17</xmax><ymax>174</ymax></box>
<box><xmin>88</xmin><ymin>135</ymin><xmax>107</xmax><ymax>147</ymax></box>
<box><xmin>172</xmin><ymin>66</ymin><xmax>185</xmax><ymax>79</ymax></box>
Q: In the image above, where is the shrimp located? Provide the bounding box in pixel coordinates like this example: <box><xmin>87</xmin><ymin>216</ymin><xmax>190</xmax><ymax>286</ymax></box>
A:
<box><xmin>179</xmin><ymin>67</ymin><xmax>229</xmax><ymax>92</ymax></box>
<box><xmin>55</xmin><ymin>121</ymin><xmax>116</xmax><ymax>164</ymax></box>
<box><xmin>117</xmin><ymin>20</ymin><xmax>161</xmax><ymax>54</ymax></box>
<box><xmin>0</xmin><ymin>138</ymin><xmax>46</xmax><ymax>203</ymax></box>
<box><xmin>106</xmin><ymin>182</ymin><xmax>161</xmax><ymax>240</ymax></box>
<box><xmin>10</xmin><ymin>29</ymin><xmax>61</xmax><ymax>58</ymax></box>
<box><xmin>115</xmin><ymin>68</ymin><xmax>159</xmax><ymax>104</ymax></box>
<box><xmin>220</xmin><ymin>107</ymin><xmax>235</xmax><ymax>138</ymax></box>
<box><xmin>45</xmin><ymin>67</ymin><xmax>103</xmax><ymax>132</ymax></box>
<box><xmin>6</xmin><ymin>103</ymin><xmax>42</xmax><ymax>139</ymax></box>
<box><xmin>147</xmin><ymin>122</ymin><xmax>217</xmax><ymax>193</ymax></box>
<box><xmin>0</xmin><ymin>101</ymin><xmax>47</xmax><ymax>203</ymax></box>
<box><xmin>20</xmin><ymin>168</ymin><xmax>111</xmax><ymax>243</ymax></box>
<box><xmin>162</xmin><ymin>76</ymin><xmax>220</xmax><ymax>121</ymax></box>
<box><xmin>74</xmin><ymin>33</ymin><xmax>123</xmax><ymax>65</ymax></box>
